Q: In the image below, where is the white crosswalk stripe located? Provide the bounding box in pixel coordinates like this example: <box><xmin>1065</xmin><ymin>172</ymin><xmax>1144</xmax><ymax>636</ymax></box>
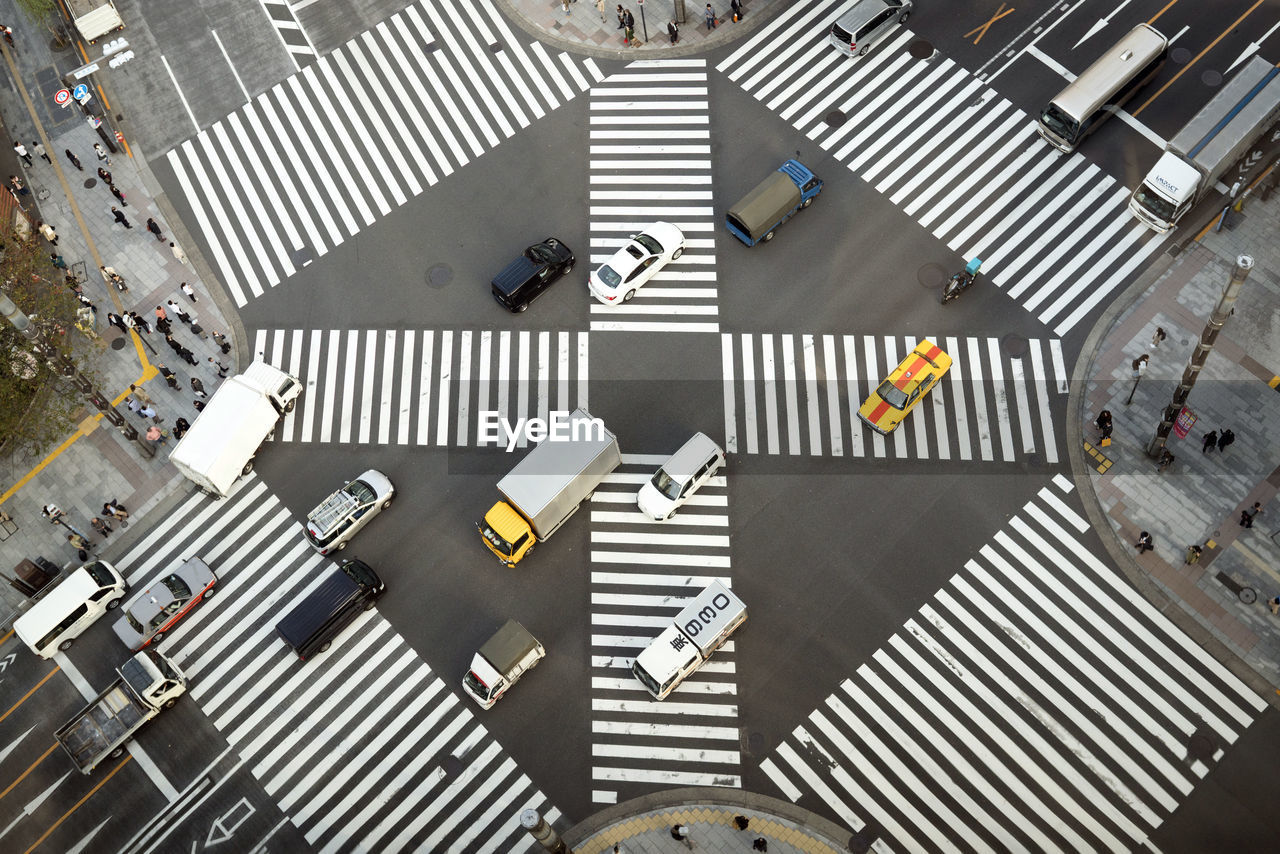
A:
<box><xmin>166</xmin><ymin>0</ymin><xmax>604</xmax><ymax>306</ymax></box>
<box><xmin>589</xmin><ymin>60</ymin><xmax>720</xmax><ymax>333</ymax></box>
<box><xmin>588</xmin><ymin>458</ymin><xmax>740</xmax><ymax>805</ymax></box>
<box><xmin>253</xmin><ymin>328</ymin><xmax>589</xmax><ymax>447</ymax></box>
<box><xmin>722</xmin><ymin>333</ymin><xmax>1066</xmax><ymax>462</ymax></box>
<box><xmin>717</xmin><ymin>0</ymin><xmax>1168</xmax><ymax>336</ymax></box>
<box><xmin>111</xmin><ymin>476</ymin><xmax>562</xmax><ymax>852</ymax></box>
<box><xmin>760</xmin><ymin>474</ymin><xmax>1266</xmax><ymax>851</ymax></box>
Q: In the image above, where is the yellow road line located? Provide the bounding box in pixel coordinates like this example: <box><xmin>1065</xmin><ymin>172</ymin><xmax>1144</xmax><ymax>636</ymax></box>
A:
<box><xmin>0</xmin><ymin>667</ymin><xmax>62</xmax><ymax>728</ymax></box>
<box><xmin>0</xmin><ymin>743</ymin><xmax>60</xmax><ymax>801</ymax></box>
<box><xmin>23</xmin><ymin>754</ymin><xmax>132</xmax><ymax>854</ymax></box>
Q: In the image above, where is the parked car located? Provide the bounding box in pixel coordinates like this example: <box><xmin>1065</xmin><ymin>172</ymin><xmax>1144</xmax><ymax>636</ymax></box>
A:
<box><xmin>304</xmin><ymin>469</ymin><xmax>395</xmax><ymax>556</ymax></box>
<box><xmin>491</xmin><ymin>238</ymin><xmax>575</xmax><ymax>312</ymax></box>
<box><xmin>858</xmin><ymin>340</ymin><xmax>952</xmax><ymax>434</ymax></box>
<box><xmin>829</xmin><ymin>0</ymin><xmax>912</xmax><ymax>58</ymax></box>
<box><xmin>112</xmin><ymin>557</ymin><xmax>217</xmax><ymax>650</ymax></box>
<box><xmin>588</xmin><ymin>222</ymin><xmax>685</xmax><ymax>304</ymax></box>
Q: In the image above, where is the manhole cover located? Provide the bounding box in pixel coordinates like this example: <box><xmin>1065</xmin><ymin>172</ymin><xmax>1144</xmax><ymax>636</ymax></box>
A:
<box><xmin>489</xmin><ymin>42</ymin><xmax>502</xmax><ymax>54</ymax></box>
<box><xmin>1239</xmin><ymin>587</ymin><xmax>1257</xmax><ymax>605</ymax></box>
<box><xmin>86</xmin><ymin>178</ymin><xmax>97</xmax><ymax>188</ymax></box>
<box><xmin>825</xmin><ymin>109</ymin><xmax>847</xmax><ymax>128</ymax></box>
<box><xmin>908</xmin><ymin>39</ymin><xmax>933</xmax><ymax>60</ymax></box>
<box><xmin>748</xmin><ymin>732</ymin><xmax>764</xmax><ymax>752</ymax></box>
<box><xmin>109</xmin><ymin>336</ymin><xmax>127</xmax><ymax>350</ymax></box>
<box><xmin>1171</xmin><ymin>46</ymin><xmax>1192</xmax><ymax>65</ymax></box>
<box><xmin>441</xmin><ymin>755</ymin><xmax>463</xmax><ymax>779</ymax></box>
<box><xmin>1200</xmin><ymin>69</ymin><xmax>1223</xmax><ymax>87</ymax></box>
<box><xmin>918</xmin><ymin>262</ymin><xmax>948</xmax><ymax>290</ymax></box>
<box><xmin>1000</xmin><ymin>333</ymin><xmax>1028</xmax><ymax>358</ymax></box>
<box><xmin>427</xmin><ymin>263</ymin><xmax>452</xmax><ymax>289</ymax></box>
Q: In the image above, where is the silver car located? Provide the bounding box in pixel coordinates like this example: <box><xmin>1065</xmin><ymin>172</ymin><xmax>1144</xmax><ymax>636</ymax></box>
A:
<box><xmin>113</xmin><ymin>557</ymin><xmax>217</xmax><ymax>650</ymax></box>
<box><xmin>304</xmin><ymin>469</ymin><xmax>395</xmax><ymax>555</ymax></box>
<box><xmin>829</xmin><ymin>0</ymin><xmax>913</xmax><ymax>58</ymax></box>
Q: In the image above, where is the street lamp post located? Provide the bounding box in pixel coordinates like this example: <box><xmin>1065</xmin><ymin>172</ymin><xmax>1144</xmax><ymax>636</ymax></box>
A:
<box><xmin>1146</xmin><ymin>254</ymin><xmax>1254</xmax><ymax>457</ymax></box>
<box><xmin>1125</xmin><ymin>353</ymin><xmax>1149</xmax><ymax>406</ymax></box>
<box><xmin>0</xmin><ymin>291</ymin><xmax>155</xmax><ymax>458</ymax></box>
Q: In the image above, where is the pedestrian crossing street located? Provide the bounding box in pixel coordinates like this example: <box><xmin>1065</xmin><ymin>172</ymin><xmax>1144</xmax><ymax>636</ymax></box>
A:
<box><xmin>760</xmin><ymin>475</ymin><xmax>1266</xmax><ymax>852</ymax></box>
<box><xmin>721</xmin><ymin>333</ymin><xmax>1067</xmax><ymax>463</ymax></box>
<box><xmin>252</xmin><ymin>327</ymin><xmax>588</xmax><ymax>448</ymax></box>
<box><xmin>166</xmin><ymin>0</ymin><xmax>604</xmax><ymax>307</ymax></box>
<box><xmin>590</xmin><ymin>60</ymin><xmax>720</xmax><ymax>333</ymax></box>
<box><xmin>718</xmin><ymin>0</ymin><xmax>1168</xmax><ymax>337</ymax></box>
<box><xmin>588</xmin><ymin>458</ymin><xmax>741</xmax><ymax>805</ymax></box>
<box><xmin>116</xmin><ymin>475</ymin><xmax>560</xmax><ymax>853</ymax></box>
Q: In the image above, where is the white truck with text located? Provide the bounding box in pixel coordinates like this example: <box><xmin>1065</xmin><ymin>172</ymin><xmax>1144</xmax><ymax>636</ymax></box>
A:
<box><xmin>631</xmin><ymin>581</ymin><xmax>747</xmax><ymax>700</ymax></box>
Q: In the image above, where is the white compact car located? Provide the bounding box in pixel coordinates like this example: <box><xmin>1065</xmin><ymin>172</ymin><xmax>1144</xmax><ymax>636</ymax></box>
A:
<box><xmin>588</xmin><ymin>222</ymin><xmax>685</xmax><ymax>304</ymax></box>
<box><xmin>637</xmin><ymin>433</ymin><xmax>725</xmax><ymax>521</ymax></box>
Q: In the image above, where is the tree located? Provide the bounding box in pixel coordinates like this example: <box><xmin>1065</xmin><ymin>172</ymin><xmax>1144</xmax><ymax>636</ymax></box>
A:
<box><xmin>0</xmin><ymin>231</ymin><xmax>90</xmax><ymax>455</ymax></box>
<box><xmin>12</xmin><ymin>0</ymin><xmax>68</xmax><ymax>48</ymax></box>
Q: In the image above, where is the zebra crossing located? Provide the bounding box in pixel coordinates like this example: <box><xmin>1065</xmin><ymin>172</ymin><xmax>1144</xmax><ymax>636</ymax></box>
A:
<box><xmin>721</xmin><ymin>333</ymin><xmax>1067</xmax><ymax>462</ymax></box>
<box><xmin>718</xmin><ymin>0</ymin><xmax>1168</xmax><ymax>337</ymax></box>
<box><xmin>252</xmin><ymin>328</ymin><xmax>589</xmax><ymax>448</ymax></box>
<box><xmin>589</xmin><ymin>60</ymin><xmax>720</xmax><ymax>333</ymax></box>
<box><xmin>166</xmin><ymin>0</ymin><xmax>604</xmax><ymax>307</ymax></box>
<box><xmin>760</xmin><ymin>474</ymin><xmax>1266</xmax><ymax>852</ymax></box>
<box><xmin>112</xmin><ymin>476</ymin><xmax>559</xmax><ymax>852</ymax></box>
<box><xmin>588</xmin><ymin>457</ymin><xmax>741</xmax><ymax>805</ymax></box>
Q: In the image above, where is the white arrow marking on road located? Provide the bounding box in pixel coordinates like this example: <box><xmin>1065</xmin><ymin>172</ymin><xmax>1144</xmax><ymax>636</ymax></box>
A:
<box><xmin>206</xmin><ymin>797</ymin><xmax>255</xmax><ymax>847</ymax></box>
<box><xmin>1229</xmin><ymin>19</ymin><xmax>1280</xmax><ymax>72</ymax></box>
<box><xmin>1072</xmin><ymin>0</ymin><xmax>1133</xmax><ymax>50</ymax></box>
<box><xmin>0</xmin><ymin>652</ymin><xmax>17</xmax><ymax>673</ymax></box>
<box><xmin>63</xmin><ymin>817</ymin><xmax>111</xmax><ymax>854</ymax></box>
<box><xmin>0</xmin><ymin>725</ymin><xmax>37</xmax><ymax>766</ymax></box>
<box><xmin>0</xmin><ymin>771</ymin><xmax>73</xmax><ymax>842</ymax></box>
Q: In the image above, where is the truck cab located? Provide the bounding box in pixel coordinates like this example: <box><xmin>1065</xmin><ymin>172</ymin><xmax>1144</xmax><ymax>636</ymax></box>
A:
<box><xmin>1129</xmin><ymin>151</ymin><xmax>1202</xmax><ymax>232</ymax></box>
<box><xmin>462</xmin><ymin>620</ymin><xmax>545</xmax><ymax>709</ymax></box>
<box><xmin>478</xmin><ymin>500</ymin><xmax>535</xmax><ymax>566</ymax></box>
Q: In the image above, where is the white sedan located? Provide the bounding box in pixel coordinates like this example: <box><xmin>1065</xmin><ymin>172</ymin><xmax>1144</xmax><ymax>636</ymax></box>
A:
<box><xmin>588</xmin><ymin>222</ymin><xmax>685</xmax><ymax>304</ymax></box>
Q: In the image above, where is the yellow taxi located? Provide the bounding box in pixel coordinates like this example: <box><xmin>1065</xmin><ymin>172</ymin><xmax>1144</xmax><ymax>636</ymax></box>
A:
<box><xmin>858</xmin><ymin>340</ymin><xmax>952</xmax><ymax>434</ymax></box>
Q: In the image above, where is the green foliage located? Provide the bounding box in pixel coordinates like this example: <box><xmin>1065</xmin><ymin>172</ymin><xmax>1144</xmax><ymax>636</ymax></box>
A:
<box><xmin>14</xmin><ymin>0</ymin><xmax>60</xmax><ymax>24</ymax></box>
<box><xmin>0</xmin><ymin>233</ymin><xmax>87</xmax><ymax>456</ymax></box>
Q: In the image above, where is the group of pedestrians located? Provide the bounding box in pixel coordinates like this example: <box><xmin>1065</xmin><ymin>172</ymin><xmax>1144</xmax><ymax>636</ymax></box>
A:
<box><xmin>606</xmin><ymin>1</ymin><xmax>742</xmax><ymax>46</ymax></box>
<box><xmin>42</xmin><ymin>500</ymin><xmax>129</xmax><ymax>558</ymax></box>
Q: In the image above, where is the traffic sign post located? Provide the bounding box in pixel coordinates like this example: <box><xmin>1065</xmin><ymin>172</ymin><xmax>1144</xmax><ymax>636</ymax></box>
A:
<box><xmin>53</xmin><ymin>88</ymin><xmax>71</xmax><ymax>108</ymax></box>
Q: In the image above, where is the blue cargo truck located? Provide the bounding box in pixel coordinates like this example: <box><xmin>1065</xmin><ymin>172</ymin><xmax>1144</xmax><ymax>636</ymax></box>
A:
<box><xmin>725</xmin><ymin>160</ymin><xmax>824</xmax><ymax>246</ymax></box>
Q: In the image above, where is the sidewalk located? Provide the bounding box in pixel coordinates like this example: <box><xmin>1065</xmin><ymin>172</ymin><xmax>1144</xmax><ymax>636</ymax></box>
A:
<box><xmin>1072</xmin><ymin>183</ymin><xmax>1280</xmax><ymax>703</ymax></box>
<box><xmin>0</xmin><ymin>27</ymin><xmax>238</xmax><ymax>616</ymax></box>
<box><xmin>561</xmin><ymin>787</ymin><xmax>852</xmax><ymax>853</ymax></box>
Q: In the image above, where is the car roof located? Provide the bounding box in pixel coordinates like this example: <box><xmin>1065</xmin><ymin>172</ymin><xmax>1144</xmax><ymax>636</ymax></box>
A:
<box><xmin>886</xmin><ymin>340</ymin><xmax>952</xmax><ymax>390</ymax></box>
<box><xmin>662</xmin><ymin>433</ymin><xmax>722</xmax><ymax>481</ymax></box>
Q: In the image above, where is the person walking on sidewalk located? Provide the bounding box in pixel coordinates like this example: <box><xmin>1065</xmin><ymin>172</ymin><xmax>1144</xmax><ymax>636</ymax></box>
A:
<box><xmin>146</xmin><ymin>217</ymin><xmax>166</xmax><ymax>242</ymax></box>
<box><xmin>67</xmin><ymin>532</ymin><xmax>93</xmax><ymax>556</ymax></box>
<box><xmin>91</xmin><ymin>516</ymin><xmax>113</xmax><ymax>538</ymax></box>
<box><xmin>129</xmin><ymin>383</ymin><xmax>153</xmax><ymax>408</ymax></box>
<box><xmin>110</xmin><ymin>184</ymin><xmax>127</xmax><ymax>206</ymax></box>
<box><xmin>167</xmin><ymin>299</ymin><xmax>191</xmax><ymax>324</ymax></box>
<box><xmin>1134</xmin><ymin>531</ymin><xmax>1154</xmax><ymax>553</ymax></box>
<box><xmin>13</xmin><ymin>141</ymin><xmax>31</xmax><ymax>167</ymax></box>
<box><xmin>1184</xmin><ymin>544</ymin><xmax>1203</xmax><ymax>564</ymax></box>
<box><xmin>705</xmin><ymin>4</ymin><xmax>717</xmax><ymax>29</ymax></box>
<box><xmin>145</xmin><ymin>424</ymin><xmax>168</xmax><ymax>445</ymax></box>
<box><xmin>1202</xmin><ymin>429</ymin><xmax>1218</xmax><ymax>453</ymax></box>
<box><xmin>1150</xmin><ymin>326</ymin><xmax>1166</xmax><ymax>349</ymax></box>
<box><xmin>112</xmin><ymin>206</ymin><xmax>132</xmax><ymax>228</ymax></box>
<box><xmin>616</xmin><ymin>4</ymin><xmax>624</xmax><ymax>27</ymax></box>
<box><xmin>171</xmin><ymin>243</ymin><xmax>189</xmax><ymax>265</ymax></box>
<box><xmin>106</xmin><ymin>312</ymin><xmax>127</xmax><ymax>334</ymax></box>
<box><xmin>157</xmin><ymin>363</ymin><xmax>180</xmax><ymax>389</ymax></box>
<box><xmin>37</xmin><ymin>221</ymin><xmax>59</xmax><ymax>245</ymax></box>
<box><xmin>191</xmin><ymin>376</ymin><xmax>207</xmax><ymax>398</ymax></box>
<box><xmin>180</xmin><ymin>281</ymin><xmax>197</xmax><ymax>301</ymax></box>
<box><xmin>128</xmin><ymin>311</ymin><xmax>152</xmax><ymax>334</ymax></box>
<box><xmin>93</xmin><ymin>142</ymin><xmax>110</xmax><ymax>164</ymax></box>
<box><xmin>212</xmin><ymin>330</ymin><xmax>231</xmax><ymax>354</ymax></box>
<box><xmin>1240</xmin><ymin>502</ymin><xmax>1263</xmax><ymax>528</ymax></box>
<box><xmin>97</xmin><ymin>166</ymin><xmax>113</xmax><ymax>185</ymax></box>
<box><xmin>139</xmin><ymin>403</ymin><xmax>162</xmax><ymax>424</ymax></box>
<box><xmin>1156</xmin><ymin>447</ymin><xmax>1175</xmax><ymax>472</ymax></box>
<box><xmin>208</xmin><ymin>356</ymin><xmax>229</xmax><ymax>378</ymax></box>
<box><xmin>596</xmin><ymin>0</ymin><xmax>606</xmax><ymax>21</ymax></box>
<box><xmin>731</xmin><ymin>0</ymin><xmax>743</xmax><ymax>21</ymax></box>
<box><xmin>173</xmin><ymin>417</ymin><xmax>191</xmax><ymax>440</ymax></box>
<box><xmin>1094</xmin><ymin>409</ymin><xmax>1112</xmax><ymax>440</ymax></box>
<box><xmin>1217</xmin><ymin>429</ymin><xmax>1235</xmax><ymax>453</ymax></box>
<box><xmin>64</xmin><ymin>149</ymin><xmax>83</xmax><ymax>171</ymax></box>
<box><xmin>42</xmin><ymin>503</ymin><xmax>66</xmax><ymax>524</ymax></box>
<box><xmin>668</xmin><ymin>19</ymin><xmax>679</xmax><ymax>43</ymax></box>
<box><xmin>33</xmin><ymin>141</ymin><xmax>50</xmax><ymax>164</ymax></box>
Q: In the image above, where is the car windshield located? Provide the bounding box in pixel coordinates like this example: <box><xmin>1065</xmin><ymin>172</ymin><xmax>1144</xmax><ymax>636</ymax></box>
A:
<box><xmin>346</xmin><ymin>480</ymin><xmax>376</xmax><ymax>505</ymax></box>
<box><xmin>464</xmin><ymin>669</ymin><xmax>492</xmax><ymax>700</ymax></box>
<box><xmin>480</xmin><ymin>525</ymin><xmax>513</xmax><ymax>556</ymax></box>
<box><xmin>125</xmin><ymin>612</ymin><xmax>144</xmax><ymax>632</ymax></box>
<box><xmin>528</xmin><ymin>245</ymin><xmax>556</xmax><ymax>263</ymax></box>
<box><xmin>1132</xmin><ymin>185</ymin><xmax>1176</xmax><ymax>221</ymax></box>
<box><xmin>875</xmin><ymin>379</ymin><xmax>909</xmax><ymax>409</ymax></box>
<box><xmin>631</xmin><ymin>659</ymin><xmax>661</xmax><ymax>696</ymax></box>
<box><xmin>596</xmin><ymin>265</ymin><xmax>622</xmax><ymax>287</ymax></box>
<box><xmin>162</xmin><ymin>574</ymin><xmax>192</xmax><ymax>600</ymax></box>
<box><xmin>84</xmin><ymin>561</ymin><xmax>114</xmax><ymax>586</ymax></box>
<box><xmin>651</xmin><ymin>469</ymin><xmax>681</xmax><ymax>500</ymax></box>
<box><xmin>633</xmin><ymin>233</ymin><xmax>662</xmax><ymax>255</ymax></box>
<box><xmin>1039</xmin><ymin>104</ymin><xmax>1077</xmax><ymax>141</ymax></box>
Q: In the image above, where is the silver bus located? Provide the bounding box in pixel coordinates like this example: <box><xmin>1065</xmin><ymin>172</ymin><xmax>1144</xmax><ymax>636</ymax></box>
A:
<box><xmin>1037</xmin><ymin>24</ymin><xmax>1168</xmax><ymax>153</ymax></box>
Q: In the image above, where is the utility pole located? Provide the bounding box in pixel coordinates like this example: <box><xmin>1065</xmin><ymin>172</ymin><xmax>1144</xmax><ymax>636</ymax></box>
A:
<box><xmin>0</xmin><ymin>291</ymin><xmax>155</xmax><ymax>458</ymax></box>
<box><xmin>1147</xmin><ymin>254</ymin><xmax>1254</xmax><ymax>458</ymax></box>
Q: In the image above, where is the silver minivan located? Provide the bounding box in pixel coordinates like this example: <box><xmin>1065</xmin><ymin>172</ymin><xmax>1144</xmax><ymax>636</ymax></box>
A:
<box><xmin>829</xmin><ymin>0</ymin><xmax>913</xmax><ymax>58</ymax></box>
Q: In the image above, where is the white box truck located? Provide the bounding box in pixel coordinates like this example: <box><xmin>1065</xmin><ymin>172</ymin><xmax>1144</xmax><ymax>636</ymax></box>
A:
<box><xmin>1129</xmin><ymin>57</ymin><xmax>1280</xmax><ymax>232</ymax></box>
<box><xmin>55</xmin><ymin>650</ymin><xmax>187</xmax><ymax>774</ymax></box>
<box><xmin>461</xmin><ymin>620</ymin><xmax>546</xmax><ymax>709</ymax></box>
<box><xmin>477</xmin><ymin>409</ymin><xmax>620</xmax><ymax>566</ymax></box>
<box><xmin>169</xmin><ymin>361</ymin><xmax>301</xmax><ymax>498</ymax></box>
<box><xmin>631</xmin><ymin>581</ymin><xmax>747</xmax><ymax>700</ymax></box>
<box><xmin>66</xmin><ymin>0</ymin><xmax>125</xmax><ymax>43</ymax></box>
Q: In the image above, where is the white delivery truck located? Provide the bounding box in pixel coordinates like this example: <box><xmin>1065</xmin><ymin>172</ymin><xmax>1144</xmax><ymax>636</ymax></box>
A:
<box><xmin>169</xmin><ymin>361</ymin><xmax>301</xmax><ymax>498</ymax></box>
<box><xmin>55</xmin><ymin>650</ymin><xmax>187</xmax><ymax>774</ymax></box>
<box><xmin>477</xmin><ymin>409</ymin><xmax>620</xmax><ymax>566</ymax></box>
<box><xmin>1129</xmin><ymin>57</ymin><xmax>1280</xmax><ymax>232</ymax></box>
<box><xmin>66</xmin><ymin>0</ymin><xmax>125</xmax><ymax>43</ymax></box>
<box><xmin>461</xmin><ymin>620</ymin><xmax>546</xmax><ymax>709</ymax></box>
<box><xmin>631</xmin><ymin>581</ymin><xmax>747</xmax><ymax>700</ymax></box>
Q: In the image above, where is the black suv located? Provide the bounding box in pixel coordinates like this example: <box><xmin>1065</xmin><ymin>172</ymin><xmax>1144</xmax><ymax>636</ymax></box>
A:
<box><xmin>491</xmin><ymin>238</ymin><xmax>575</xmax><ymax>312</ymax></box>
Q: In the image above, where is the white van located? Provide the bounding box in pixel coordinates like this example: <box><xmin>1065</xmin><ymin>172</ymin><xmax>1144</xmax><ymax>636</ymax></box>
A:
<box><xmin>636</xmin><ymin>433</ymin><xmax>725</xmax><ymax>521</ymax></box>
<box><xmin>13</xmin><ymin>561</ymin><xmax>128</xmax><ymax>659</ymax></box>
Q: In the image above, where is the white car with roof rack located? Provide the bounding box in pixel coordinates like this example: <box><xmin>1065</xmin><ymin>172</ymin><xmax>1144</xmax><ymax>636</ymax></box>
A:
<box><xmin>304</xmin><ymin>470</ymin><xmax>395</xmax><ymax>555</ymax></box>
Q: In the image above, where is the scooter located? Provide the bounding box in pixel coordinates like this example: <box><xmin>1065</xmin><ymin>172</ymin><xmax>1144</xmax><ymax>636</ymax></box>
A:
<box><xmin>940</xmin><ymin>257</ymin><xmax>982</xmax><ymax>304</ymax></box>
